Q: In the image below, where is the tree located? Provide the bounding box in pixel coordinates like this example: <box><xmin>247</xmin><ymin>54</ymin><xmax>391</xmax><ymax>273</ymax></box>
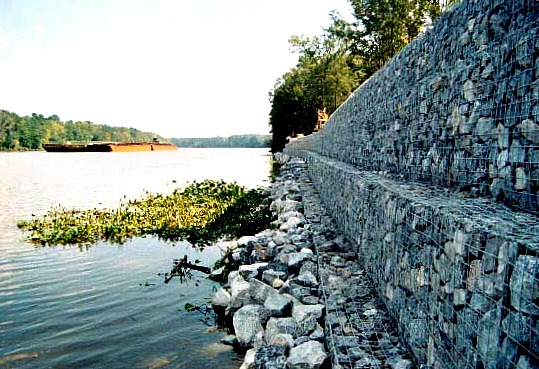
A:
<box><xmin>329</xmin><ymin>0</ymin><xmax>457</xmax><ymax>77</ymax></box>
<box><xmin>269</xmin><ymin>34</ymin><xmax>361</xmax><ymax>152</ymax></box>
<box><xmin>0</xmin><ymin>109</ymin><xmax>165</xmax><ymax>150</ymax></box>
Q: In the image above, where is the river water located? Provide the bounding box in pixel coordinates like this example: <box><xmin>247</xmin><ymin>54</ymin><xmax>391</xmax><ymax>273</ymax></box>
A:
<box><xmin>0</xmin><ymin>148</ymin><xmax>271</xmax><ymax>369</ymax></box>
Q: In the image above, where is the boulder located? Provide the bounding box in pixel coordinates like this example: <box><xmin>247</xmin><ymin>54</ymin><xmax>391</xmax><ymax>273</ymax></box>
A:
<box><xmin>233</xmin><ymin>305</ymin><xmax>269</xmax><ymax>348</ymax></box>
<box><xmin>296</xmin><ymin>271</ymin><xmax>319</xmax><ymax>287</ymax></box>
<box><xmin>308</xmin><ymin>324</ymin><xmax>325</xmax><ymax>342</ymax></box>
<box><xmin>280</xmin><ymin>252</ymin><xmax>313</xmax><ymax>270</ymax></box>
<box><xmin>264</xmin><ymin>293</ymin><xmax>293</xmax><ymax>317</ymax></box>
<box><xmin>250</xmin><ymin>278</ymin><xmax>278</xmax><ymax>304</ymax></box>
<box><xmin>239</xmin><ymin>348</ymin><xmax>256</xmax><ymax>369</ymax></box>
<box><xmin>239</xmin><ymin>262</ymin><xmax>269</xmax><ymax>280</ymax></box>
<box><xmin>265</xmin><ymin>317</ymin><xmax>301</xmax><ymax>342</ymax></box>
<box><xmin>230</xmin><ymin>276</ymin><xmax>252</xmax><ymax>310</ymax></box>
<box><xmin>211</xmin><ymin>287</ymin><xmax>231</xmax><ymax>312</ymax></box>
<box><xmin>255</xmin><ymin>345</ymin><xmax>288</xmax><ymax>369</ymax></box>
<box><xmin>268</xmin><ymin>333</ymin><xmax>295</xmax><ymax>352</ymax></box>
<box><xmin>286</xmin><ymin>340</ymin><xmax>328</xmax><ymax>369</ymax></box>
<box><xmin>510</xmin><ymin>255</ymin><xmax>539</xmax><ymax>315</ymax></box>
<box><xmin>292</xmin><ymin>304</ymin><xmax>325</xmax><ymax>323</ymax></box>
<box><xmin>263</xmin><ymin>269</ymin><xmax>288</xmax><ymax>286</ymax></box>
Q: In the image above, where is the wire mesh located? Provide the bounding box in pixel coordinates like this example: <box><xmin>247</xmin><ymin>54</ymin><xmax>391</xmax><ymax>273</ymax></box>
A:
<box><xmin>284</xmin><ymin>0</ymin><xmax>538</xmax><ymax>367</ymax></box>
<box><xmin>290</xmin><ymin>0</ymin><xmax>539</xmax><ymax>215</ymax></box>
<box><xmin>287</xmin><ymin>151</ymin><xmax>539</xmax><ymax>369</ymax></box>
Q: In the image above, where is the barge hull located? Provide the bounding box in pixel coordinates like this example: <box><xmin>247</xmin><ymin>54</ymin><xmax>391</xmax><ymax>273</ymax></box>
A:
<box><xmin>43</xmin><ymin>142</ymin><xmax>177</xmax><ymax>152</ymax></box>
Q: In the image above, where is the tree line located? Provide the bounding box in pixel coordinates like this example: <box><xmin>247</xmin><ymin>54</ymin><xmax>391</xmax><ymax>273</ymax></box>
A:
<box><xmin>0</xmin><ymin>109</ymin><xmax>163</xmax><ymax>151</ymax></box>
<box><xmin>269</xmin><ymin>0</ymin><xmax>456</xmax><ymax>152</ymax></box>
<box><xmin>170</xmin><ymin>135</ymin><xmax>270</xmax><ymax>148</ymax></box>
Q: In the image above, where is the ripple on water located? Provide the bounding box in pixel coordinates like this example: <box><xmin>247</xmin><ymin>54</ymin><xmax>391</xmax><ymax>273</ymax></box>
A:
<box><xmin>0</xmin><ymin>149</ymin><xmax>271</xmax><ymax>369</ymax></box>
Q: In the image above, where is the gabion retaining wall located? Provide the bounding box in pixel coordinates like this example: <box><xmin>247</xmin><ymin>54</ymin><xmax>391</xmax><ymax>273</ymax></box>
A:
<box><xmin>286</xmin><ymin>151</ymin><xmax>538</xmax><ymax>369</ymax></box>
<box><xmin>292</xmin><ymin>0</ymin><xmax>539</xmax><ymax>214</ymax></box>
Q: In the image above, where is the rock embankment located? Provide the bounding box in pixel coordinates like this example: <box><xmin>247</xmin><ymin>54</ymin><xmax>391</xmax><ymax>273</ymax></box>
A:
<box><xmin>212</xmin><ymin>154</ymin><xmax>414</xmax><ymax>369</ymax></box>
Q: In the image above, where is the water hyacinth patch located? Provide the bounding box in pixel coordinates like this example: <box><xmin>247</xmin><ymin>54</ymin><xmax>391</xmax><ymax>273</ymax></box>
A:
<box><xmin>17</xmin><ymin>180</ymin><xmax>271</xmax><ymax>247</ymax></box>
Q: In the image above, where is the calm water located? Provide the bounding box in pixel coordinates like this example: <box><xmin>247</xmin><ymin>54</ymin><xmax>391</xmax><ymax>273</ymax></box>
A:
<box><xmin>0</xmin><ymin>148</ymin><xmax>271</xmax><ymax>369</ymax></box>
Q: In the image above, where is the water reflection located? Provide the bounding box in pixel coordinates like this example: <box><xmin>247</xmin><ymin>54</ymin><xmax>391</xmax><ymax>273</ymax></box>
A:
<box><xmin>0</xmin><ymin>149</ymin><xmax>268</xmax><ymax>369</ymax></box>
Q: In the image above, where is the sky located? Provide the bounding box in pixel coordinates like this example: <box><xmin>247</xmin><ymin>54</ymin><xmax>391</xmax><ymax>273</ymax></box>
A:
<box><xmin>0</xmin><ymin>0</ymin><xmax>352</xmax><ymax>138</ymax></box>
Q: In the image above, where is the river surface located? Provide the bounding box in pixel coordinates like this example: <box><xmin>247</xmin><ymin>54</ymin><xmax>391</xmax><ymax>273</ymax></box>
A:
<box><xmin>0</xmin><ymin>148</ymin><xmax>271</xmax><ymax>369</ymax></box>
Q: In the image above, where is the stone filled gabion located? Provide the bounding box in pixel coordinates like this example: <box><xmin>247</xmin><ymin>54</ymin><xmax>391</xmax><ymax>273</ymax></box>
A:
<box><xmin>214</xmin><ymin>154</ymin><xmax>415</xmax><ymax>369</ymax></box>
<box><xmin>283</xmin><ymin>150</ymin><xmax>539</xmax><ymax>369</ymax></box>
<box><xmin>283</xmin><ymin>0</ymin><xmax>539</xmax><ymax>366</ymax></box>
<box><xmin>286</xmin><ymin>0</ymin><xmax>539</xmax><ymax>214</ymax></box>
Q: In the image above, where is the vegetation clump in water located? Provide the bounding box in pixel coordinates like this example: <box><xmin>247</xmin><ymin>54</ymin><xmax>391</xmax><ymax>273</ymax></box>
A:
<box><xmin>17</xmin><ymin>180</ymin><xmax>271</xmax><ymax>247</ymax></box>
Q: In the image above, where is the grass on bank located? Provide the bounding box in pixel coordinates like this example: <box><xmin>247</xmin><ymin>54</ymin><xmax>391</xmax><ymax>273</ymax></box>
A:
<box><xmin>17</xmin><ymin>180</ymin><xmax>272</xmax><ymax>247</ymax></box>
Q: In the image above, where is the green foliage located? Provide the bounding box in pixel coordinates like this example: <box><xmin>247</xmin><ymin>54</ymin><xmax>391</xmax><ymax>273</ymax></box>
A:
<box><xmin>0</xmin><ymin>109</ymin><xmax>165</xmax><ymax>151</ymax></box>
<box><xmin>268</xmin><ymin>0</ymin><xmax>456</xmax><ymax>152</ymax></box>
<box><xmin>17</xmin><ymin>180</ymin><xmax>272</xmax><ymax>247</ymax></box>
<box><xmin>328</xmin><ymin>0</ymin><xmax>456</xmax><ymax>77</ymax></box>
<box><xmin>170</xmin><ymin>135</ymin><xmax>270</xmax><ymax>148</ymax></box>
<box><xmin>269</xmin><ymin>33</ymin><xmax>361</xmax><ymax>152</ymax></box>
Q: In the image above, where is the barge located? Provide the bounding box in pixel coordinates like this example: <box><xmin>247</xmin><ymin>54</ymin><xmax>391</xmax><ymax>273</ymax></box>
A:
<box><xmin>42</xmin><ymin>140</ymin><xmax>177</xmax><ymax>153</ymax></box>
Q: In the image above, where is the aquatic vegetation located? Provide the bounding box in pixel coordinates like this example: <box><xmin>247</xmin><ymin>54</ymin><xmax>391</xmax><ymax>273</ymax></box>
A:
<box><xmin>17</xmin><ymin>180</ymin><xmax>271</xmax><ymax>247</ymax></box>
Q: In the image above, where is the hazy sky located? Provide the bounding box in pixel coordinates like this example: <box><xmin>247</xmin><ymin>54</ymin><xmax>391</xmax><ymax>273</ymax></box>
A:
<box><xmin>0</xmin><ymin>0</ymin><xmax>352</xmax><ymax>138</ymax></box>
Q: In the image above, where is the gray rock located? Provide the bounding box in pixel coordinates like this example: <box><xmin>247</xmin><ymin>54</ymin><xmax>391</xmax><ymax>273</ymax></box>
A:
<box><xmin>278</xmin><ymin>210</ymin><xmax>305</xmax><ymax>223</ymax></box>
<box><xmin>502</xmin><ymin>312</ymin><xmax>533</xmax><ymax>343</ymax></box>
<box><xmin>254</xmin><ymin>330</ymin><xmax>266</xmax><ymax>350</ymax></box>
<box><xmin>509</xmin><ymin>139</ymin><xmax>526</xmax><ymax>164</ymax></box>
<box><xmin>239</xmin><ymin>262</ymin><xmax>269</xmax><ymax>280</ymax></box>
<box><xmin>296</xmin><ymin>271</ymin><xmax>319</xmax><ymax>287</ymax></box>
<box><xmin>250</xmin><ymin>278</ymin><xmax>278</xmax><ymax>304</ymax></box>
<box><xmin>520</xmin><ymin>119</ymin><xmax>539</xmax><ymax>144</ymax></box>
<box><xmin>293</xmin><ymin>336</ymin><xmax>310</xmax><ymax>347</ymax></box>
<box><xmin>233</xmin><ymin>305</ymin><xmax>269</xmax><ymax>348</ymax></box>
<box><xmin>496</xmin><ymin>123</ymin><xmax>509</xmax><ymax>150</ymax></box>
<box><xmin>510</xmin><ymin>255</ymin><xmax>539</xmax><ymax>315</ymax></box>
<box><xmin>516</xmin><ymin>356</ymin><xmax>535</xmax><ymax>369</ymax></box>
<box><xmin>227</xmin><ymin>270</ymin><xmax>241</xmax><ymax>286</ymax></box>
<box><xmin>288</xmin><ymin>281</ymin><xmax>317</xmax><ymax>304</ymax></box>
<box><xmin>212</xmin><ymin>287</ymin><xmax>231</xmax><ymax>310</ymax></box>
<box><xmin>267</xmin><ymin>333</ymin><xmax>295</xmax><ymax>351</ymax></box>
<box><xmin>476</xmin><ymin>117</ymin><xmax>495</xmax><ymax>142</ymax></box>
<box><xmin>287</xmin><ymin>341</ymin><xmax>328</xmax><ymax>369</ymax></box>
<box><xmin>317</xmin><ymin>240</ymin><xmax>342</xmax><ymax>252</ymax></box>
<box><xmin>501</xmin><ymin>338</ymin><xmax>518</xmax><ymax>369</ymax></box>
<box><xmin>240</xmin><ymin>348</ymin><xmax>256</xmax><ymax>369</ymax></box>
<box><xmin>280</xmin><ymin>216</ymin><xmax>304</xmax><ymax>232</ymax></box>
<box><xmin>280</xmin><ymin>252</ymin><xmax>313</xmax><ymax>270</ymax></box>
<box><xmin>477</xmin><ymin>309</ymin><xmax>502</xmax><ymax>369</ymax></box>
<box><xmin>272</xmin><ymin>232</ymin><xmax>288</xmax><ymax>246</ymax></box>
<box><xmin>296</xmin><ymin>315</ymin><xmax>318</xmax><ymax>336</ymax></box>
<box><xmin>388</xmin><ymin>357</ymin><xmax>413</xmax><ymax>369</ymax></box>
<box><xmin>262</xmin><ymin>269</ymin><xmax>287</xmax><ymax>286</ymax></box>
<box><xmin>330</xmin><ymin>256</ymin><xmax>347</xmax><ymax>268</ymax></box>
<box><xmin>265</xmin><ymin>317</ymin><xmax>300</xmax><ymax>341</ymax></box>
<box><xmin>515</xmin><ymin>167</ymin><xmax>529</xmax><ymax>190</ymax></box>
<box><xmin>230</xmin><ymin>276</ymin><xmax>252</xmax><ymax>310</ymax></box>
<box><xmin>308</xmin><ymin>324</ymin><xmax>325</xmax><ymax>342</ymax></box>
<box><xmin>255</xmin><ymin>345</ymin><xmax>288</xmax><ymax>369</ymax></box>
<box><xmin>264</xmin><ymin>293</ymin><xmax>293</xmax><ymax>317</ymax></box>
<box><xmin>463</xmin><ymin>80</ymin><xmax>475</xmax><ymax>102</ymax></box>
<box><xmin>292</xmin><ymin>304</ymin><xmax>325</xmax><ymax>323</ymax></box>
<box><xmin>272</xmin><ymin>199</ymin><xmax>302</xmax><ymax>213</ymax></box>
<box><xmin>469</xmin><ymin>293</ymin><xmax>492</xmax><ymax>313</ymax></box>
